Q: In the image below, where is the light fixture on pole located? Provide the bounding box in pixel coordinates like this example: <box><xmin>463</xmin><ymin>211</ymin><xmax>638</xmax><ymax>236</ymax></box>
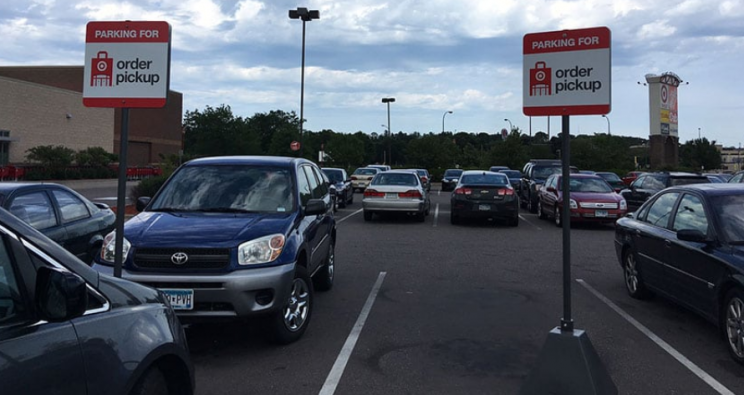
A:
<box><xmin>504</xmin><ymin>118</ymin><xmax>513</xmax><ymax>132</ymax></box>
<box><xmin>698</xmin><ymin>127</ymin><xmax>701</xmax><ymax>140</ymax></box>
<box><xmin>382</xmin><ymin>98</ymin><xmax>395</xmax><ymax>165</ymax></box>
<box><xmin>601</xmin><ymin>114</ymin><xmax>611</xmax><ymax>135</ymax></box>
<box><xmin>288</xmin><ymin>7</ymin><xmax>320</xmax><ymax>158</ymax></box>
<box><xmin>442</xmin><ymin>110</ymin><xmax>453</xmax><ymax>133</ymax></box>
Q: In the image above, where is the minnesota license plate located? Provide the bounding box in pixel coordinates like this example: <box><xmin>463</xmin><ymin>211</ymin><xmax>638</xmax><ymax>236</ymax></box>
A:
<box><xmin>595</xmin><ymin>210</ymin><xmax>608</xmax><ymax>218</ymax></box>
<box><xmin>478</xmin><ymin>204</ymin><xmax>491</xmax><ymax>211</ymax></box>
<box><xmin>160</xmin><ymin>289</ymin><xmax>194</xmax><ymax>310</ymax></box>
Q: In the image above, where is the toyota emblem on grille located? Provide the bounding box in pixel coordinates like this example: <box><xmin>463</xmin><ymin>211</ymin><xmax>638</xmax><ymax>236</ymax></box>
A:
<box><xmin>171</xmin><ymin>252</ymin><xmax>189</xmax><ymax>265</ymax></box>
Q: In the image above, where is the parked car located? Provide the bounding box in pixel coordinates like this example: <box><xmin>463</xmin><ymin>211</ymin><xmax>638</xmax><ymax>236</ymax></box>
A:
<box><xmin>489</xmin><ymin>166</ymin><xmax>510</xmax><ymax>172</ymax></box>
<box><xmin>363</xmin><ymin>170</ymin><xmax>430</xmax><ymax>222</ymax></box>
<box><xmin>407</xmin><ymin>168</ymin><xmax>431</xmax><ymax>192</ymax></box>
<box><xmin>537</xmin><ymin>173</ymin><xmax>627</xmax><ymax>226</ymax></box>
<box><xmin>620</xmin><ymin>172</ymin><xmax>710</xmax><ymax>212</ymax></box>
<box><xmin>0</xmin><ymin>182</ymin><xmax>116</xmax><ymax>263</ymax></box>
<box><xmin>366</xmin><ymin>164</ymin><xmax>391</xmax><ymax>172</ymax></box>
<box><xmin>595</xmin><ymin>171</ymin><xmax>626</xmax><ymax>192</ymax></box>
<box><xmin>93</xmin><ymin>156</ymin><xmax>337</xmax><ymax>345</ymax></box>
<box><xmin>728</xmin><ymin>171</ymin><xmax>744</xmax><ymax>183</ymax></box>
<box><xmin>450</xmin><ymin>171</ymin><xmax>519</xmax><ymax>226</ymax></box>
<box><xmin>704</xmin><ymin>173</ymin><xmax>730</xmax><ymax>183</ymax></box>
<box><xmin>621</xmin><ymin>171</ymin><xmax>645</xmax><ymax>186</ymax></box>
<box><xmin>498</xmin><ymin>169</ymin><xmax>522</xmax><ymax>190</ymax></box>
<box><xmin>0</xmin><ymin>207</ymin><xmax>194</xmax><ymax>394</ymax></box>
<box><xmin>519</xmin><ymin>159</ymin><xmax>572</xmax><ymax>213</ymax></box>
<box><xmin>351</xmin><ymin>167</ymin><xmax>381</xmax><ymax>192</ymax></box>
<box><xmin>322</xmin><ymin>167</ymin><xmax>354</xmax><ymax>208</ymax></box>
<box><xmin>441</xmin><ymin>168</ymin><xmax>464</xmax><ymax>192</ymax></box>
<box><xmin>614</xmin><ymin>183</ymin><xmax>744</xmax><ymax>364</ymax></box>
<box><xmin>578</xmin><ymin>170</ymin><xmax>596</xmax><ymax>175</ymax></box>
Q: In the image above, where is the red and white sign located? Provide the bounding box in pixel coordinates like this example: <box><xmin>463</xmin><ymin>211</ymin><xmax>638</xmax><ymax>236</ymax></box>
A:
<box><xmin>523</xmin><ymin>27</ymin><xmax>611</xmax><ymax>116</ymax></box>
<box><xmin>290</xmin><ymin>141</ymin><xmax>301</xmax><ymax>151</ymax></box>
<box><xmin>83</xmin><ymin>21</ymin><xmax>171</xmax><ymax>108</ymax></box>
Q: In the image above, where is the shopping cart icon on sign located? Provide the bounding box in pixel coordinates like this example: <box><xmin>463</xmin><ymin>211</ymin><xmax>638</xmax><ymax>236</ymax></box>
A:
<box><xmin>529</xmin><ymin>61</ymin><xmax>551</xmax><ymax>96</ymax></box>
<box><xmin>90</xmin><ymin>51</ymin><xmax>113</xmax><ymax>87</ymax></box>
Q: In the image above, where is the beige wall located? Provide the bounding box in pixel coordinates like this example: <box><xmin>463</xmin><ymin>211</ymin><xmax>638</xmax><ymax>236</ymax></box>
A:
<box><xmin>0</xmin><ymin>76</ymin><xmax>114</xmax><ymax>164</ymax></box>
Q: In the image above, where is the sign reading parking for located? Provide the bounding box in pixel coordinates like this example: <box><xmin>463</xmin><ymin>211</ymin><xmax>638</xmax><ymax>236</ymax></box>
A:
<box><xmin>523</xmin><ymin>27</ymin><xmax>611</xmax><ymax>116</ymax></box>
<box><xmin>83</xmin><ymin>21</ymin><xmax>171</xmax><ymax>108</ymax></box>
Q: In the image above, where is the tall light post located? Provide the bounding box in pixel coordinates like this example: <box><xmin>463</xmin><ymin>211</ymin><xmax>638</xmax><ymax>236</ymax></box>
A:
<box><xmin>601</xmin><ymin>114</ymin><xmax>611</xmax><ymax>135</ymax></box>
<box><xmin>698</xmin><ymin>127</ymin><xmax>701</xmax><ymax>140</ymax></box>
<box><xmin>442</xmin><ymin>110</ymin><xmax>453</xmax><ymax>133</ymax></box>
<box><xmin>289</xmin><ymin>7</ymin><xmax>320</xmax><ymax>158</ymax></box>
<box><xmin>504</xmin><ymin>118</ymin><xmax>513</xmax><ymax>132</ymax></box>
<box><xmin>382</xmin><ymin>98</ymin><xmax>395</xmax><ymax>165</ymax></box>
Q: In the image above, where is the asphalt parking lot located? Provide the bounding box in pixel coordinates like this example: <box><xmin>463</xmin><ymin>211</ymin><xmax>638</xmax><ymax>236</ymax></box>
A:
<box><xmin>161</xmin><ymin>184</ymin><xmax>741</xmax><ymax>395</ymax></box>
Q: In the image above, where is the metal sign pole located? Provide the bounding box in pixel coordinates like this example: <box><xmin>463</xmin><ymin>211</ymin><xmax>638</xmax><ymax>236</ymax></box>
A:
<box><xmin>113</xmin><ymin>108</ymin><xmax>129</xmax><ymax>278</ymax></box>
<box><xmin>560</xmin><ymin>114</ymin><xmax>573</xmax><ymax>331</ymax></box>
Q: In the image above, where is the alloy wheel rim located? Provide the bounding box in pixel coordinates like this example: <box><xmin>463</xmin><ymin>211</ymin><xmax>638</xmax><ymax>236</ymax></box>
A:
<box><xmin>625</xmin><ymin>253</ymin><xmax>638</xmax><ymax>293</ymax></box>
<box><xmin>555</xmin><ymin>208</ymin><xmax>561</xmax><ymax>226</ymax></box>
<box><xmin>726</xmin><ymin>297</ymin><xmax>744</xmax><ymax>358</ymax></box>
<box><xmin>327</xmin><ymin>245</ymin><xmax>335</xmax><ymax>281</ymax></box>
<box><xmin>283</xmin><ymin>278</ymin><xmax>310</xmax><ymax>332</ymax></box>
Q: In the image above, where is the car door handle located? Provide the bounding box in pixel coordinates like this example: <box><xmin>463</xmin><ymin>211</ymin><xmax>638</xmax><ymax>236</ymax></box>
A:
<box><xmin>665</xmin><ymin>240</ymin><xmax>672</xmax><ymax>248</ymax></box>
<box><xmin>634</xmin><ymin>229</ymin><xmax>641</xmax><ymax>236</ymax></box>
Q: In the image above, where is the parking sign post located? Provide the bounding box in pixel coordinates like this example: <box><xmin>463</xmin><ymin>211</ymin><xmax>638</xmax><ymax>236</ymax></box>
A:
<box><xmin>84</xmin><ymin>21</ymin><xmax>171</xmax><ymax>278</ymax></box>
<box><xmin>519</xmin><ymin>27</ymin><xmax>617</xmax><ymax>395</ymax></box>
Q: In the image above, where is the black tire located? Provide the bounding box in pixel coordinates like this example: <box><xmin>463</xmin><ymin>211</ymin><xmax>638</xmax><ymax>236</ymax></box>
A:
<box><xmin>554</xmin><ymin>206</ymin><xmax>562</xmax><ymax>227</ymax></box>
<box><xmin>348</xmin><ymin>192</ymin><xmax>354</xmax><ymax>205</ymax></box>
<box><xmin>537</xmin><ymin>201</ymin><xmax>545</xmax><ymax>220</ymax></box>
<box><xmin>363</xmin><ymin>210</ymin><xmax>373</xmax><ymax>221</ymax></box>
<box><xmin>130</xmin><ymin>367</ymin><xmax>168</xmax><ymax>395</ymax></box>
<box><xmin>723</xmin><ymin>288</ymin><xmax>744</xmax><ymax>365</ymax></box>
<box><xmin>528</xmin><ymin>195</ymin><xmax>537</xmax><ymax>213</ymax></box>
<box><xmin>508</xmin><ymin>215</ymin><xmax>519</xmax><ymax>227</ymax></box>
<box><xmin>338</xmin><ymin>198</ymin><xmax>346</xmax><ymax>209</ymax></box>
<box><xmin>416</xmin><ymin>212</ymin><xmax>425</xmax><ymax>222</ymax></box>
<box><xmin>264</xmin><ymin>265</ymin><xmax>313</xmax><ymax>345</ymax></box>
<box><xmin>623</xmin><ymin>249</ymin><xmax>650</xmax><ymax>299</ymax></box>
<box><xmin>450</xmin><ymin>211</ymin><xmax>459</xmax><ymax>225</ymax></box>
<box><xmin>313</xmin><ymin>241</ymin><xmax>335</xmax><ymax>292</ymax></box>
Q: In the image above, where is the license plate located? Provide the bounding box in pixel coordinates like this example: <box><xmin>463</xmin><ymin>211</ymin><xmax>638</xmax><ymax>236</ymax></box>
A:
<box><xmin>160</xmin><ymin>289</ymin><xmax>193</xmax><ymax>310</ymax></box>
<box><xmin>385</xmin><ymin>193</ymin><xmax>398</xmax><ymax>199</ymax></box>
<box><xmin>595</xmin><ymin>210</ymin><xmax>608</xmax><ymax>217</ymax></box>
<box><xmin>478</xmin><ymin>204</ymin><xmax>491</xmax><ymax>211</ymax></box>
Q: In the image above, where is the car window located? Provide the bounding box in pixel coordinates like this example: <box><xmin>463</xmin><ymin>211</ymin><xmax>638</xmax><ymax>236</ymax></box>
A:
<box><xmin>354</xmin><ymin>168</ymin><xmax>378</xmax><ymax>176</ymax></box>
<box><xmin>670</xmin><ymin>177</ymin><xmax>709</xmax><ymax>186</ymax></box>
<box><xmin>373</xmin><ymin>173</ymin><xmax>418</xmax><ymax>186</ymax></box>
<box><xmin>672</xmin><ymin>194</ymin><xmax>709</xmax><ymax>234</ymax></box>
<box><xmin>443</xmin><ymin>170</ymin><xmax>463</xmax><ymax>177</ymax></box>
<box><xmin>568</xmin><ymin>178</ymin><xmax>613</xmax><ymax>193</ymax></box>
<box><xmin>711</xmin><ymin>194</ymin><xmax>744</xmax><ymax>243</ymax></box>
<box><xmin>644</xmin><ymin>192</ymin><xmax>679</xmax><ymax>228</ymax></box>
<box><xmin>297</xmin><ymin>167</ymin><xmax>313</xmax><ymax>206</ymax></box>
<box><xmin>53</xmin><ymin>190</ymin><xmax>91</xmax><ymax>223</ymax></box>
<box><xmin>311</xmin><ymin>167</ymin><xmax>330</xmax><ymax>196</ymax></box>
<box><xmin>322</xmin><ymin>169</ymin><xmax>344</xmax><ymax>183</ymax></box>
<box><xmin>631</xmin><ymin>176</ymin><xmax>645</xmax><ymax>188</ymax></box>
<box><xmin>0</xmin><ymin>238</ymin><xmax>27</xmax><ymax>326</ymax></box>
<box><xmin>9</xmin><ymin>192</ymin><xmax>58</xmax><ymax>230</ymax></box>
<box><xmin>460</xmin><ymin>173</ymin><xmax>508</xmax><ymax>185</ymax></box>
<box><xmin>641</xmin><ymin>175</ymin><xmax>666</xmax><ymax>190</ymax></box>
<box><xmin>598</xmin><ymin>172</ymin><xmax>622</xmax><ymax>182</ymax></box>
<box><xmin>729</xmin><ymin>173</ymin><xmax>744</xmax><ymax>183</ymax></box>
<box><xmin>532</xmin><ymin>166</ymin><xmax>561</xmax><ymax>179</ymax></box>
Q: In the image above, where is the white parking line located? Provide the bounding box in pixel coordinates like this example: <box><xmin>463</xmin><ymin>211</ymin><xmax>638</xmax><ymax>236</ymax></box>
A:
<box><xmin>576</xmin><ymin>279</ymin><xmax>735</xmax><ymax>395</ymax></box>
<box><xmin>319</xmin><ymin>272</ymin><xmax>387</xmax><ymax>395</ymax></box>
<box><xmin>336</xmin><ymin>209</ymin><xmax>363</xmax><ymax>223</ymax></box>
<box><xmin>519</xmin><ymin>214</ymin><xmax>542</xmax><ymax>230</ymax></box>
<box><xmin>433</xmin><ymin>203</ymin><xmax>440</xmax><ymax>227</ymax></box>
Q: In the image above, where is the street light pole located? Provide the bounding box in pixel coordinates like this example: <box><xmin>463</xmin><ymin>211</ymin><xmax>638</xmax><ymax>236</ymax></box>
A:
<box><xmin>602</xmin><ymin>114</ymin><xmax>611</xmax><ymax>135</ymax></box>
<box><xmin>382</xmin><ymin>98</ymin><xmax>395</xmax><ymax>165</ymax></box>
<box><xmin>698</xmin><ymin>127</ymin><xmax>701</xmax><ymax>140</ymax></box>
<box><xmin>442</xmin><ymin>110</ymin><xmax>453</xmax><ymax>133</ymax></box>
<box><xmin>289</xmin><ymin>7</ymin><xmax>320</xmax><ymax>158</ymax></box>
<box><xmin>504</xmin><ymin>118</ymin><xmax>513</xmax><ymax>132</ymax></box>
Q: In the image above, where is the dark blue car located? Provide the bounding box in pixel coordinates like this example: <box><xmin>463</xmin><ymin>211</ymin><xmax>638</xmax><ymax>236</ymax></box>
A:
<box><xmin>93</xmin><ymin>156</ymin><xmax>337</xmax><ymax>344</ymax></box>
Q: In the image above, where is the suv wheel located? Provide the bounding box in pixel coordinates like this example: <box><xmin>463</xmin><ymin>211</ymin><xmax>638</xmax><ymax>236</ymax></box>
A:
<box><xmin>313</xmin><ymin>241</ymin><xmax>335</xmax><ymax>292</ymax></box>
<box><xmin>265</xmin><ymin>265</ymin><xmax>313</xmax><ymax>344</ymax></box>
<box><xmin>724</xmin><ymin>288</ymin><xmax>744</xmax><ymax>364</ymax></box>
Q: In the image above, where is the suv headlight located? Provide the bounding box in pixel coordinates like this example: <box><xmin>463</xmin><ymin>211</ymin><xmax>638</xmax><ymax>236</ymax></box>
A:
<box><xmin>620</xmin><ymin>199</ymin><xmax>627</xmax><ymax>210</ymax></box>
<box><xmin>569</xmin><ymin>199</ymin><xmax>578</xmax><ymax>209</ymax></box>
<box><xmin>100</xmin><ymin>231</ymin><xmax>131</xmax><ymax>264</ymax></box>
<box><xmin>238</xmin><ymin>234</ymin><xmax>285</xmax><ymax>265</ymax></box>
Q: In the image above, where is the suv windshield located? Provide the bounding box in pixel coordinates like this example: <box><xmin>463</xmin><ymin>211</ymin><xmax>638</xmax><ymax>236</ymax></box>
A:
<box><xmin>151</xmin><ymin>165</ymin><xmax>295</xmax><ymax>213</ymax></box>
<box><xmin>532</xmin><ymin>166</ymin><xmax>561</xmax><ymax>179</ymax></box>
<box><xmin>443</xmin><ymin>170</ymin><xmax>463</xmax><ymax>177</ymax></box>
<box><xmin>670</xmin><ymin>177</ymin><xmax>709</xmax><ymax>186</ymax></box>
<box><xmin>322</xmin><ymin>169</ymin><xmax>344</xmax><ymax>183</ymax></box>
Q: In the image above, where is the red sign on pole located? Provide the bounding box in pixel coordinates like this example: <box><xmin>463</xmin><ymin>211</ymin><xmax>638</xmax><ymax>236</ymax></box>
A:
<box><xmin>83</xmin><ymin>21</ymin><xmax>171</xmax><ymax>108</ymax></box>
<box><xmin>523</xmin><ymin>27</ymin><xmax>611</xmax><ymax>116</ymax></box>
<box><xmin>290</xmin><ymin>141</ymin><xmax>301</xmax><ymax>151</ymax></box>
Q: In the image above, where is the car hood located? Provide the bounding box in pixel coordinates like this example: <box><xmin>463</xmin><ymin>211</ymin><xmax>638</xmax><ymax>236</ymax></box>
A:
<box><xmin>124</xmin><ymin>211</ymin><xmax>295</xmax><ymax>247</ymax></box>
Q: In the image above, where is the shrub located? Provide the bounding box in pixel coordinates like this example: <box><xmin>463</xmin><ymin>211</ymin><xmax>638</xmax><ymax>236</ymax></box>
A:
<box><xmin>130</xmin><ymin>174</ymin><xmax>170</xmax><ymax>202</ymax></box>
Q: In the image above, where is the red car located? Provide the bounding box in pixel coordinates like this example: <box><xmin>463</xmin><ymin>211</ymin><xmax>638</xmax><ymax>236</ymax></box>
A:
<box><xmin>536</xmin><ymin>173</ymin><xmax>627</xmax><ymax>226</ymax></box>
<box><xmin>621</xmin><ymin>171</ymin><xmax>645</xmax><ymax>186</ymax></box>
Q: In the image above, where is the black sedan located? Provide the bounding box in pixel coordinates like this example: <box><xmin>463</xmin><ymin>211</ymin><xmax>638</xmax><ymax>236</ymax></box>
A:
<box><xmin>450</xmin><ymin>171</ymin><xmax>519</xmax><ymax>226</ymax></box>
<box><xmin>614</xmin><ymin>183</ymin><xmax>744</xmax><ymax>364</ymax></box>
<box><xmin>0</xmin><ymin>182</ymin><xmax>115</xmax><ymax>263</ymax></box>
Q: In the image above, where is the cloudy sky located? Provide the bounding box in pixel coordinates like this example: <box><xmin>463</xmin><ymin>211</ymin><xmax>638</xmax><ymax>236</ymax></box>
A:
<box><xmin>2</xmin><ymin>0</ymin><xmax>743</xmax><ymax>147</ymax></box>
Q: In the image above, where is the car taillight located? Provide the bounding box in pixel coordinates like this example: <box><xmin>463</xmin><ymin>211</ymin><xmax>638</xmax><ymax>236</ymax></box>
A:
<box><xmin>398</xmin><ymin>190</ymin><xmax>422</xmax><ymax>198</ymax></box>
<box><xmin>454</xmin><ymin>187</ymin><xmax>472</xmax><ymax>195</ymax></box>
<box><xmin>364</xmin><ymin>189</ymin><xmax>385</xmax><ymax>197</ymax></box>
<box><xmin>498</xmin><ymin>188</ymin><xmax>515</xmax><ymax>196</ymax></box>
<box><xmin>421</xmin><ymin>176</ymin><xmax>428</xmax><ymax>182</ymax></box>
<box><xmin>351</xmin><ymin>176</ymin><xmax>358</xmax><ymax>180</ymax></box>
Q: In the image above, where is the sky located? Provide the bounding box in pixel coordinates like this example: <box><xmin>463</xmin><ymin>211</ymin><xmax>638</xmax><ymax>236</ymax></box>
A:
<box><xmin>2</xmin><ymin>0</ymin><xmax>743</xmax><ymax>147</ymax></box>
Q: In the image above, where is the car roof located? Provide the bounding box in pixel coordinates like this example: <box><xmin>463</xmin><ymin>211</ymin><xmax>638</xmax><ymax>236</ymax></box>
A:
<box><xmin>461</xmin><ymin>170</ymin><xmax>505</xmax><ymax>176</ymax></box>
<box><xmin>321</xmin><ymin>167</ymin><xmax>344</xmax><ymax>172</ymax></box>
<box><xmin>553</xmin><ymin>173</ymin><xmax>603</xmax><ymax>179</ymax></box>
<box><xmin>645</xmin><ymin>171</ymin><xmax>706</xmax><ymax>177</ymax></box>
<box><xmin>666</xmin><ymin>183</ymin><xmax>744</xmax><ymax>196</ymax></box>
<box><xmin>0</xmin><ymin>182</ymin><xmax>70</xmax><ymax>194</ymax></box>
<box><xmin>184</xmin><ymin>156</ymin><xmax>310</xmax><ymax>167</ymax></box>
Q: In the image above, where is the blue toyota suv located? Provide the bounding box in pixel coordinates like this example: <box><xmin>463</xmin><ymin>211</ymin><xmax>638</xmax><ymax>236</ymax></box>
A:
<box><xmin>93</xmin><ymin>156</ymin><xmax>337</xmax><ymax>344</ymax></box>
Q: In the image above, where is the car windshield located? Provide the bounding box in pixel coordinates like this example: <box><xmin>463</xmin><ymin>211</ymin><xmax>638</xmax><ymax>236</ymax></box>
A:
<box><xmin>354</xmin><ymin>168</ymin><xmax>378</xmax><ymax>175</ymax></box>
<box><xmin>443</xmin><ymin>170</ymin><xmax>463</xmax><ymax>177</ymax></box>
<box><xmin>563</xmin><ymin>177</ymin><xmax>613</xmax><ymax>193</ymax></box>
<box><xmin>150</xmin><ymin>165</ymin><xmax>295</xmax><ymax>213</ymax></box>
<box><xmin>500</xmin><ymin>170</ymin><xmax>521</xmax><ymax>179</ymax></box>
<box><xmin>372</xmin><ymin>173</ymin><xmax>418</xmax><ymax>186</ymax></box>
<box><xmin>533</xmin><ymin>166</ymin><xmax>561</xmax><ymax>179</ymax></box>
<box><xmin>670</xmin><ymin>177</ymin><xmax>709</xmax><ymax>186</ymax></box>
<box><xmin>415</xmin><ymin>170</ymin><xmax>427</xmax><ymax>177</ymax></box>
<box><xmin>597</xmin><ymin>172</ymin><xmax>622</xmax><ymax>182</ymax></box>
<box><xmin>461</xmin><ymin>173</ymin><xmax>508</xmax><ymax>186</ymax></box>
<box><xmin>712</xmin><ymin>194</ymin><xmax>744</xmax><ymax>244</ymax></box>
<box><xmin>323</xmin><ymin>169</ymin><xmax>344</xmax><ymax>183</ymax></box>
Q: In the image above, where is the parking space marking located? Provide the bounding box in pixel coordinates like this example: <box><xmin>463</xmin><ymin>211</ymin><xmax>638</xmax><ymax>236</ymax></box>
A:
<box><xmin>336</xmin><ymin>208</ymin><xmax>363</xmax><ymax>223</ymax></box>
<box><xmin>519</xmin><ymin>214</ymin><xmax>542</xmax><ymax>230</ymax></box>
<box><xmin>576</xmin><ymin>279</ymin><xmax>735</xmax><ymax>395</ymax></box>
<box><xmin>320</xmin><ymin>272</ymin><xmax>387</xmax><ymax>395</ymax></box>
<box><xmin>433</xmin><ymin>203</ymin><xmax>440</xmax><ymax>227</ymax></box>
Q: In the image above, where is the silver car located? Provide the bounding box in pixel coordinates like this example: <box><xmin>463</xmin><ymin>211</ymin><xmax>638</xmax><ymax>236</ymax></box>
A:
<box><xmin>362</xmin><ymin>170</ymin><xmax>430</xmax><ymax>222</ymax></box>
<box><xmin>351</xmin><ymin>167</ymin><xmax>381</xmax><ymax>192</ymax></box>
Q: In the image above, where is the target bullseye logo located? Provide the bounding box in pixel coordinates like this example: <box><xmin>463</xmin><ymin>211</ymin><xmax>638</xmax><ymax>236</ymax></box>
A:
<box><xmin>96</xmin><ymin>60</ymin><xmax>108</xmax><ymax>72</ymax></box>
<box><xmin>535</xmin><ymin>70</ymin><xmax>546</xmax><ymax>81</ymax></box>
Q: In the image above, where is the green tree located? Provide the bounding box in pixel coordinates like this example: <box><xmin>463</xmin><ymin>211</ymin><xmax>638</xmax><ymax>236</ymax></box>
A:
<box><xmin>26</xmin><ymin>145</ymin><xmax>75</xmax><ymax>167</ymax></box>
<box><xmin>183</xmin><ymin>104</ymin><xmax>260</xmax><ymax>157</ymax></box>
<box><xmin>406</xmin><ymin>134</ymin><xmax>458</xmax><ymax>170</ymax></box>
<box><xmin>680</xmin><ymin>138</ymin><xmax>722</xmax><ymax>171</ymax></box>
<box><xmin>489</xmin><ymin>131</ymin><xmax>529</xmax><ymax>170</ymax></box>
<box><xmin>76</xmin><ymin>147</ymin><xmax>117</xmax><ymax>167</ymax></box>
<box><xmin>325</xmin><ymin>133</ymin><xmax>364</xmax><ymax>169</ymax></box>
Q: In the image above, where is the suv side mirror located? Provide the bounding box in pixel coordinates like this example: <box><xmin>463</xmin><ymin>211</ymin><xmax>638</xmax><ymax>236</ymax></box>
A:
<box><xmin>136</xmin><ymin>196</ymin><xmax>151</xmax><ymax>212</ymax></box>
<box><xmin>35</xmin><ymin>266</ymin><xmax>88</xmax><ymax>322</ymax></box>
<box><xmin>305</xmin><ymin>199</ymin><xmax>326</xmax><ymax>215</ymax></box>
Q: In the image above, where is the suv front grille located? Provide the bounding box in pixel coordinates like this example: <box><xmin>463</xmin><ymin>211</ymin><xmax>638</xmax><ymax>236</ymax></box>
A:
<box><xmin>134</xmin><ymin>248</ymin><xmax>231</xmax><ymax>269</ymax></box>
